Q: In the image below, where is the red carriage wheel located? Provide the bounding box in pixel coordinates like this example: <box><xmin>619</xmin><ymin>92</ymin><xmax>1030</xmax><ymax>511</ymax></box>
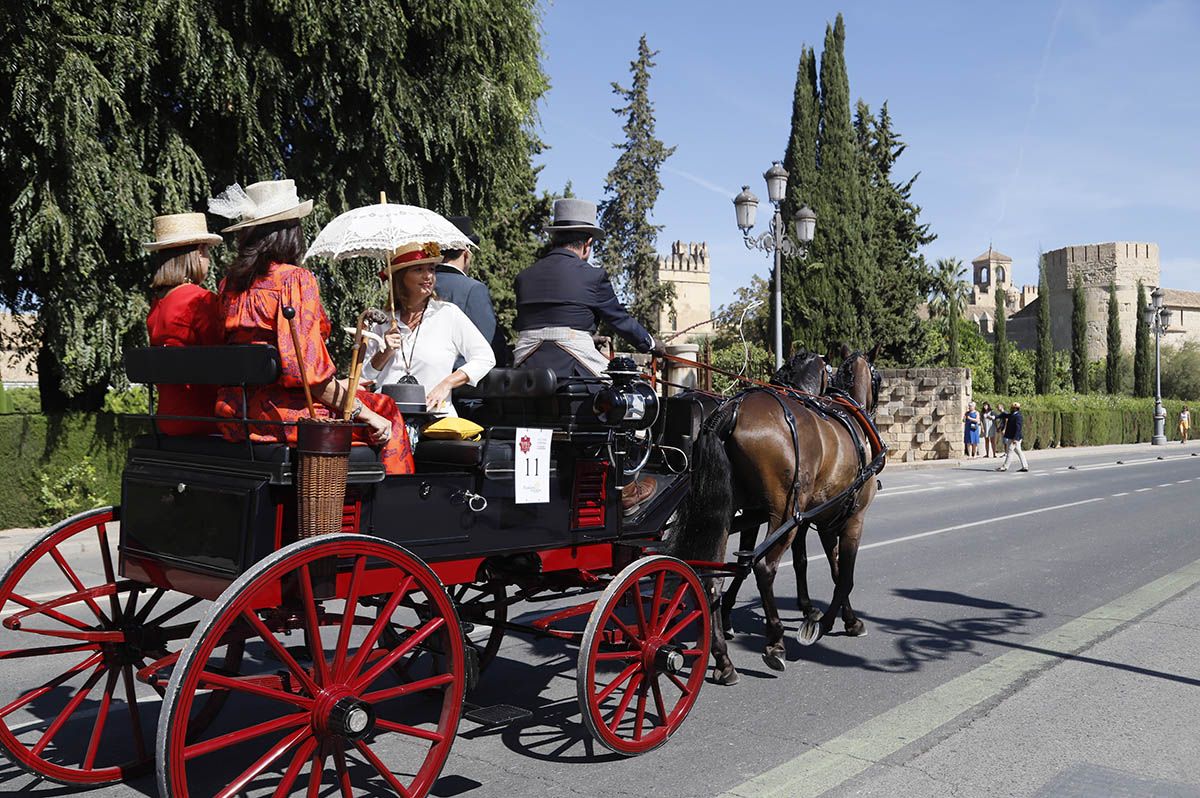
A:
<box><xmin>0</xmin><ymin>507</ymin><xmax>240</xmax><ymax>784</ymax></box>
<box><xmin>577</xmin><ymin>555</ymin><xmax>710</xmax><ymax>755</ymax></box>
<box><xmin>156</xmin><ymin>534</ymin><xmax>465</xmax><ymax>798</ymax></box>
<box><xmin>450</xmin><ymin>581</ymin><xmax>507</xmax><ymax>674</ymax></box>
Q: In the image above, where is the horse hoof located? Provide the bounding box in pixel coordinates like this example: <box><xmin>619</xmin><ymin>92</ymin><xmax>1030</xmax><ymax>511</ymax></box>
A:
<box><xmin>714</xmin><ymin>666</ymin><xmax>740</xmax><ymax>686</ymax></box>
<box><xmin>845</xmin><ymin>619</ymin><xmax>867</xmax><ymax>637</ymax></box>
<box><xmin>723</xmin><ymin>629</ymin><xmax>734</xmax><ymax>641</ymax></box>
<box><xmin>762</xmin><ymin>651</ymin><xmax>786</xmax><ymax>672</ymax></box>
<box><xmin>805</xmin><ymin>608</ymin><xmax>822</xmax><ymax>624</ymax></box>
<box><xmin>797</xmin><ymin>620</ymin><xmax>821</xmax><ymax>646</ymax></box>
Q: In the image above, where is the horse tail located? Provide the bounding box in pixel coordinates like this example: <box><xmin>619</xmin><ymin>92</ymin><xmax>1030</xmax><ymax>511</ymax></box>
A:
<box><xmin>669</xmin><ymin>404</ymin><xmax>736</xmax><ymax>562</ymax></box>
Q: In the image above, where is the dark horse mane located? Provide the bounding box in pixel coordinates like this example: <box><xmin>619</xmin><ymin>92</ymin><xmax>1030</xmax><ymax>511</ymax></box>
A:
<box><xmin>769</xmin><ymin>349</ymin><xmax>827</xmax><ymax>395</ymax></box>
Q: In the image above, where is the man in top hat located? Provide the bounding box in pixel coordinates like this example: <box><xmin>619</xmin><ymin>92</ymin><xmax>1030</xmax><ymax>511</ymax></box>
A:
<box><xmin>514</xmin><ymin>198</ymin><xmax>664</xmax><ymax>514</ymax></box>
<box><xmin>437</xmin><ymin>216</ymin><xmax>511</xmax><ymax>367</ymax></box>
<box><xmin>513</xmin><ymin>198</ymin><xmax>664</xmax><ymax>378</ymax></box>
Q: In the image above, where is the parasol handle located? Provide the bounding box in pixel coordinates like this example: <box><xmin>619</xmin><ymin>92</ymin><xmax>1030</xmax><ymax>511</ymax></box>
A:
<box><xmin>379</xmin><ymin>191</ymin><xmax>387</xmax><ymax>204</ymax></box>
<box><xmin>282</xmin><ymin>306</ymin><xmax>317</xmax><ymax>419</ymax></box>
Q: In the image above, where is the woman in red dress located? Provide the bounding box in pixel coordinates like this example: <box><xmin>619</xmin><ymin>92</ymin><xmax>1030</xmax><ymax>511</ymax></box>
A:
<box><xmin>208</xmin><ymin>180</ymin><xmax>414</xmax><ymax>474</ymax></box>
<box><xmin>144</xmin><ymin>212</ymin><xmax>223</xmax><ymax>436</ymax></box>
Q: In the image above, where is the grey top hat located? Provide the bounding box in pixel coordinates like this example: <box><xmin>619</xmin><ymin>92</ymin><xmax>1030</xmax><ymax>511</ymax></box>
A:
<box><xmin>544</xmin><ymin>198</ymin><xmax>605</xmax><ymax>240</ymax></box>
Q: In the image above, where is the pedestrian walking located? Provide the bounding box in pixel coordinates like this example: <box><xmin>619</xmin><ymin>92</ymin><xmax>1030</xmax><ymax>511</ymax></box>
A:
<box><xmin>992</xmin><ymin>403</ymin><xmax>1007</xmax><ymax>457</ymax></box>
<box><xmin>963</xmin><ymin>401</ymin><xmax>981</xmax><ymax>458</ymax></box>
<box><xmin>996</xmin><ymin>401</ymin><xmax>1029</xmax><ymax>472</ymax></box>
<box><xmin>1179</xmin><ymin>405</ymin><xmax>1190</xmax><ymax>443</ymax></box>
<box><xmin>981</xmin><ymin>401</ymin><xmax>997</xmax><ymax>458</ymax></box>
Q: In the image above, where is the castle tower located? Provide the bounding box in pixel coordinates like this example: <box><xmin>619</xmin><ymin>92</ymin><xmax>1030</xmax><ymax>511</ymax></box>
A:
<box><xmin>656</xmin><ymin>241</ymin><xmax>712</xmax><ymax>337</ymax></box>
<box><xmin>972</xmin><ymin>246</ymin><xmax>1013</xmax><ymax>293</ymax></box>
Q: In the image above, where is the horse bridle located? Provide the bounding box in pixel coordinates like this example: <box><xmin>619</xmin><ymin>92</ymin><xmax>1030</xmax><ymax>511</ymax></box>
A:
<box><xmin>832</xmin><ymin>352</ymin><xmax>881</xmax><ymax>419</ymax></box>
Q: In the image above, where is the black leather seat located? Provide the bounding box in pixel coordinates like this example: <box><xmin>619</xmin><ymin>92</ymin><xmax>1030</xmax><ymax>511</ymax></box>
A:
<box><xmin>413</xmin><ymin>439</ymin><xmax>516</xmax><ymax>471</ymax></box>
<box><xmin>131</xmin><ymin>434</ymin><xmax>382</xmax><ymax>464</ymax></box>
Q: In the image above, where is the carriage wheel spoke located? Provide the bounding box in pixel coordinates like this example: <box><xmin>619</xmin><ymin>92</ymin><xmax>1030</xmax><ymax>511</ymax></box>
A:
<box><xmin>133</xmin><ymin>587</ymin><xmax>166</xmax><ymax>625</ymax></box>
<box><xmin>332</xmin><ymin>556</ymin><xmax>367</xmax><ymax>678</ymax></box>
<box><xmin>242</xmin><ymin>610</ymin><xmax>321</xmax><ymax>698</ymax></box>
<box><xmin>651</xmin><ymin>674</ymin><xmax>668</xmax><ymax>723</ymax></box>
<box><xmin>214</xmin><ymin>726</ymin><xmax>309</xmax><ymax>798</ymax></box>
<box><xmin>374</xmin><ymin>718</ymin><xmax>444</xmax><ymax>743</ymax></box>
<box><xmin>362</xmin><ymin>672</ymin><xmax>455</xmax><ymax>703</ymax></box>
<box><xmin>353</xmin><ymin>738</ymin><xmax>414</xmax><ymax>798</ymax></box>
<box><xmin>0</xmin><ymin>651</ymin><xmax>104</xmax><ymax>718</ymax></box>
<box><xmin>143</xmin><ymin>595</ymin><xmax>202</xmax><ymax>628</ymax></box>
<box><xmin>298</xmin><ymin>564</ymin><xmax>331</xmax><ymax>686</ymax></box>
<box><xmin>97</xmin><ymin>525</ymin><xmax>122</xmax><ymax>623</ymax></box>
<box><xmin>655</xmin><ymin>580</ymin><xmax>690</xmax><ymax>637</ymax></box>
<box><xmin>197</xmin><ymin>670</ymin><xmax>314</xmax><ymax>709</ymax></box>
<box><xmin>609</xmin><ymin>613</ymin><xmax>642</xmax><ymax>648</ymax></box>
<box><xmin>48</xmin><ymin>545</ymin><xmax>111</xmax><ymax>625</ymax></box>
<box><xmin>341</xmin><ymin>576</ymin><xmax>413</xmax><ymax>682</ymax></box>
<box><xmin>352</xmin><ymin>616</ymin><xmax>446</xmax><ymax>693</ymax></box>
<box><xmin>593</xmin><ymin>649</ymin><xmax>639</xmax><ymax>661</ymax></box>
<box><xmin>0</xmin><ymin>640</ymin><xmax>100</xmax><ymax>660</ymax></box>
<box><xmin>633</xmin><ymin>678</ymin><xmax>650</xmax><ymax>741</ymax></box>
<box><xmin>122</xmin><ymin>664</ymin><xmax>149</xmax><ymax>761</ymax></box>
<box><xmin>83</xmin><ymin>668</ymin><xmax>120</xmax><ymax>769</ymax></box>
<box><xmin>3</xmin><ymin>592</ymin><xmax>94</xmax><ymax>631</ymax></box>
<box><xmin>32</xmin><ymin>663</ymin><xmax>106</xmax><ymax>754</ymax></box>
<box><xmin>332</xmin><ymin>740</ymin><xmax>354</xmax><ymax>798</ymax></box>
<box><xmin>606</xmin><ymin>672</ymin><xmax>642</xmax><ymax>733</ymax></box>
<box><xmin>648</xmin><ymin>571</ymin><xmax>666</xmax><ymax>634</ymax></box>
<box><xmin>594</xmin><ymin>661</ymin><xmax>640</xmax><ymax>706</ymax></box>
<box><xmin>273</xmin><ymin>735</ymin><xmax>318</xmax><ymax>798</ymax></box>
<box><xmin>631</xmin><ymin>581</ymin><xmax>650</xmax><ymax>639</ymax></box>
<box><xmin>661</xmin><ymin>608</ymin><xmax>704</xmax><ymax>644</ymax></box>
<box><xmin>664</xmin><ymin>670</ymin><xmax>690</xmax><ymax>695</ymax></box>
<box><xmin>185</xmin><ymin>712</ymin><xmax>309</xmax><ymax>761</ymax></box>
<box><xmin>306</xmin><ymin>739</ymin><xmax>326</xmax><ymax>798</ymax></box>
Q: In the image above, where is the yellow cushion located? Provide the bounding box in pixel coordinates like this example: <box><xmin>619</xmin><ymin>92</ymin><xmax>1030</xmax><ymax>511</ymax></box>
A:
<box><xmin>421</xmin><ymin>416</ymin><xmax>484</xmax><ymax>441</ymax></box>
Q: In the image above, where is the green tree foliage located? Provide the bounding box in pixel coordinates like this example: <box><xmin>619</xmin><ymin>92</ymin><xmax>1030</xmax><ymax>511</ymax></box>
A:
<box><xmin>1035</xmin><ymin>252</ymin><xmax>1053</xmax><ymax>394</ymax></box>
<box><xmin>1071</xmin><ymin>275</ymin><xmax>1088</xmax><ymax>393</ymax></box>
<box><xmin>594</xmin><ymin>36</ymin><xmax>676</xmax><ymax>334</ymax></box>
<box><xmin>993</xmin><ymin>286</ymin><xmax>1009</xmax><ymax>395</ymax></box>
<box><xmin>0</xmin><ymin>1</ymin><xmax>548</xmax><ymax>409</ymax></box>
<box><xmin>1162</xmin><ymin>341</ymin><xmax>1200</xmax><ymax>400</ymax></box>
<box><xmin>713</xmin><ymin>275</ymin><xmax>770</xmax><ymax>351</ymax></box>
<box><xmin>1134</xmin><ymin>281</ymin><xmax>1151</xmax><ymax>397</ymax></box>
<box><xmin>780</xmin><ymin>47</ymin><xmax>820</xmax><ymax>356</ymax></box>
<box><xmin>929</xmin><ymin>257</ymin><xmax>967</xmax><ymax>367</ymax></box>
<box><xmin>1105</xmin><ymin>280</ymin><xmax>1122</xmax><ymax>394</ymax></box>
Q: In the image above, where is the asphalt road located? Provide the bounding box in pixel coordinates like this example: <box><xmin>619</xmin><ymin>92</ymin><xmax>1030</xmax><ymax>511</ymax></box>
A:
<box><xmin>2</xmin><ymin>443</ymin><xmax>1199</xmax><ymax>797</ymax></box>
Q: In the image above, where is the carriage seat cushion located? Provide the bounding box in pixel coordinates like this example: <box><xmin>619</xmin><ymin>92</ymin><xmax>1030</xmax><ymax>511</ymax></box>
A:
<box><xmin>413</xmin><ymin>439</ymin><xmax>516</xmax><ymax>470</ymax></box>
<box><xmin>456</xmin><ymin>367</ymin><xmax>557</xmax><ymax>400</ymax></box>
<box><xmin>126</xmin><ymin>345</ymin><xmax>282</xmax><ymax>386</ymax></box>
<box><xmin>131</xmin><ymin>434</ymin><xmax>381</xmax><ymax>464</ymax></box>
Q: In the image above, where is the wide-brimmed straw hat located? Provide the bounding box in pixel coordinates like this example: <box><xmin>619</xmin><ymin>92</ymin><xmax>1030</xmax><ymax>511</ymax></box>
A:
<box><xmin>378</xmin><ymin>242</ymin><xmax>444</xmax><ymax>280</ymax></box>
<box><xmin>208</xmin><ymin>179</ymin><xmax>314</xmax><ymax>232</ymax></box>
<box><xmin>142</xmin><ymin>213</ymin><xmax>222</xmax><ymax>251</ymax></box>
<box><xmin>544</xmin><ymin>198</ymin><xmax>605</xmax><ymax>240</ymax></box>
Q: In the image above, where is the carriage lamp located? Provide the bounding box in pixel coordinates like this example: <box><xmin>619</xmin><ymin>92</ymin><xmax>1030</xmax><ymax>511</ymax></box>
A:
<box><xmin>1146</xmin><ymin>287</ymin><xmax>1172</xmax><ymax>445</ymax></box>
<box><xmin>594</xmin><ymin>357</ymin><xmax>659</xmax><ymax>431</ymax></box>
<box><xmin>732</xmin><ymin>162</ymin><xmax>817</xmax><ymax>370</ymax></box>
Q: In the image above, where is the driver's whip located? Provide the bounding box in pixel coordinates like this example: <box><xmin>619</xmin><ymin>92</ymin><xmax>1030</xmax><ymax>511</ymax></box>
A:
<box><xmin>282</xmin><ymin>306</ymin><xmax>317</xmax><ymax>419</ymax></box>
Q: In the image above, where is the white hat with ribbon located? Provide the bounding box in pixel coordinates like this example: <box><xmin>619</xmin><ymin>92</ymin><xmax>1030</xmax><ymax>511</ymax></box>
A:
<box><xmin>208</xmin><ymin>179</ymin><xmax>314</xmax><ymax>232</ymax></box>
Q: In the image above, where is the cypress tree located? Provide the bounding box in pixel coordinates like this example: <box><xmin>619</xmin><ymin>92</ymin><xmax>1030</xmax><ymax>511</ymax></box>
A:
<box><xmin>0</xmin><ymin>1</ymin><xmax>548</xmax><ymax>410</ymax></box>
<box><xmin>1034</xmin><ymin>252</ymin><xmax>1053</xmax><ymax>394</ymax></box>
<box><xmin>1071</xmin><ymin>275</ymin><xmax>1088</xmax><ymax>393</ymax></box>
<box><xmin>1134</xmin><ymin>281</ymin><xmax>1151</xmax><ymax>397</ymax></box>
<box><xmin>780</xmin><ymin>46</ymin><xmax>820</xmax><ymax>354</ymax></box>
<box><xmin>594</xmin><ymin>36</ymin><xmax>677</xmax><ymax>334</ymax></box>
<box><xmin>1105</xmin><ymin>280</ymin><xmax>1122</xmax><ymax>394</ymax></box>
<box><xmin>993</xmin><ymin>286</ymin><xmax>1009</xmax><ymax>395</ymax></box>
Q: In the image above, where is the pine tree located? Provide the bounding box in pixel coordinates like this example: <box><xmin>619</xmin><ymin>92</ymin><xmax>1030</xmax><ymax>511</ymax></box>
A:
<box><xmin>1105</xmin><ymin>280</ymin><xmax>1122</xmax><ymax>394</ymax></box>
<box><xmin>780</xmin><ymin>46</ymin><xmax>820</xmax><ymax>354</ymax></box>
<box><xmin>1071</xmin><ymin>275</ymin><xmax>1088</xmax><ymax>393</ymax></box>
<box><xmin>1034</xmin><ymin>252</ymin><xmax>1053</xmax><ymax>394</ymax></box>
<box><xmin>993</xmin><ymin>286</ymin><xmax>1009</xmax><ymax>395</ymax></box>
<box><xmin>1134</xmin><ymin>281</ymin><xmax>1151</xmax><ymax>397</ymax></box>
<box><xmin>594</xmin><ymin>35</ymin><xmax>676</xmax><ymax>334</ymax></box>
<box><xmin>0</xmin><ymin>1</ymin><xmax>548</xmax><ymax>410</ymax></box>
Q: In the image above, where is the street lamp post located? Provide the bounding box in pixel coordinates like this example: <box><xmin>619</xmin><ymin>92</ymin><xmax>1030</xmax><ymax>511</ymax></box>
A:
<box><xmin>733</xmin><ymin>162</ymin><xmax>816</xmax><ymax>370</ymax></box>
<box><xmin>1142</xmin><ymin>287</ymin><xmax>1173</xmax><ymax>445</ymax></box>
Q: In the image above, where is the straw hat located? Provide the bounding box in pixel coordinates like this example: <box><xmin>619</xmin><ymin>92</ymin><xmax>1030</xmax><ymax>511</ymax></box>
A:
<box><xmin>142</xmin><ymin>213</ymin><xmax>222</xmax><ymax>252</ymax></box>
<box><xmin>208</xmin><ymin>179</ymin><xmax>314</xmax><ymax>232</ymax></box>
<box><xmin>379</xmin><ymin>241</ymin><xmax>443</xmax><ymax>280</ymax></box>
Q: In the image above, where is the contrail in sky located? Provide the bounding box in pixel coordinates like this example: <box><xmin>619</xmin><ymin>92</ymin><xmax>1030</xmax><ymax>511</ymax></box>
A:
<box><xmin>997</xmin><ymin>0</ymin><xmax>1067</xmax><ymax>226</ymax></box>
<box><xmin>663</xmin><ymin>165</ymin><xmax>735</xmax><ymax>199</ymax></box>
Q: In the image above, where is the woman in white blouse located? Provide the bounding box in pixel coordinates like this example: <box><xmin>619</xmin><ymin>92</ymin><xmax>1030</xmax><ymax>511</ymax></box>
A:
<box><xmin>363</xmin><ymin>242</ymin><xmax>495</xmax><ymax>416</ymax></box>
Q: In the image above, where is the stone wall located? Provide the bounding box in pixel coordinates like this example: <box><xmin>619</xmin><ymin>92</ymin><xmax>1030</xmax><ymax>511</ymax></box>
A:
<box><xmin>874</xmin><ymin>367</ymin><xmax>972</xmax><ymax>462</ymax></box>
<box><xmin>656</xmin><ymin>241</ymin><xmax>712</xmax><ymax>337</ymax></box>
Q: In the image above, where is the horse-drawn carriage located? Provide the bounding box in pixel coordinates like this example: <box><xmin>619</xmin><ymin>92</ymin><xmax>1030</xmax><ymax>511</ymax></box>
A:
<box><xmin>0</xmin><ymin>343</ymin><xmax>721</xmax><ymax>796</ymax></box>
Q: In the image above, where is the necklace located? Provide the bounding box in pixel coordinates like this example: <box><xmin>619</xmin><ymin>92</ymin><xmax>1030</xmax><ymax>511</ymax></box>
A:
<box><xmin>397</xmin><ymin>299</ymin><xmax>429</xmax><ymax>377</ymax></box>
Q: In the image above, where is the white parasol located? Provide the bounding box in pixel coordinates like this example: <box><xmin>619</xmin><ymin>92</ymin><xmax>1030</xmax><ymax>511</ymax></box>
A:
<box><xmin>303</xmin><ymin>202</ymin><xmax>475</xmax><ymax>262</ymax></box>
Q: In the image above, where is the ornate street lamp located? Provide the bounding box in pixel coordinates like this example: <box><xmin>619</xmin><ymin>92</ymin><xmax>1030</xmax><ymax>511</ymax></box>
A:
<box><xmin>1143</xmin><ymin>287</ymin><xmax>1173</xmax><ymax>445</ymax></box>
<box><xmin>732</xmin><ymin>162</ymin><xmax>816</xmax><ymax>370</ymax></box>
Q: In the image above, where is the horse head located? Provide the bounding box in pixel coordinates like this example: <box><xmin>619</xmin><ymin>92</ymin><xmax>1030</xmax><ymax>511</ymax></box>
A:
<box><xmin>770</xmin><ymin>349</ymin><xmax>828</xmax><ymax>395</ymax></box>
<box><xmin>831</xmin><ymin>342</ymin><xmax>882</xmax><ymax>415</ymax></box>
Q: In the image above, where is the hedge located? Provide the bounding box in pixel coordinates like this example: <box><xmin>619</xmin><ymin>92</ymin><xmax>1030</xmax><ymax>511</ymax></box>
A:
<box><xmin>0</xmin><ymin>412</ymin><xmax>147</xmax><ymax>528</ymax></box>
<box><xmin>973</xmin><ymin>393</ymin><xmax>1194</xmax><ymax>449</ymax></box>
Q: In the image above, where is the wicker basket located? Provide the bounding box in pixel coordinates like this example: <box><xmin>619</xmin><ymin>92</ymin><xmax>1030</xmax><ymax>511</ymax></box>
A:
<box><xmin>296</xmin><ymin>419</ymin><xmax>353</xmax><ymax>539</ymax></box>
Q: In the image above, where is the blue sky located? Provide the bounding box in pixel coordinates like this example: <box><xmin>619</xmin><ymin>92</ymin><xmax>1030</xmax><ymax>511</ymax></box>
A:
<box><xmin>533</xmin><ymin>0</ymin><xmax>1200</xmax><ymax>310</ymax></box>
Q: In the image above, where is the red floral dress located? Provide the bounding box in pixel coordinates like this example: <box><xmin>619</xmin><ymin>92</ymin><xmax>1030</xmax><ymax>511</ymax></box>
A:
<box><xmin>146</xmin><ymin>283</ymin><xmax>221</xmax><ymax>436</ymax></box>
<box><xmin>215</xmin><ymin>262</ymin><xmax>414</xmax><ymax>475</ymax></box>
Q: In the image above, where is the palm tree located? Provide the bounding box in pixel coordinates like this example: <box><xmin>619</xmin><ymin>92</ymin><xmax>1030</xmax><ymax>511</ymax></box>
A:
<box><xmin>929</xmin><ymin>257</ymin><xmax>969</xmax><ymax>367</ymax></box>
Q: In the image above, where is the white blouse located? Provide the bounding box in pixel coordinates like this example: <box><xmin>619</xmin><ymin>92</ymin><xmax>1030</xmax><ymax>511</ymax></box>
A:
<box><xmin>361</xmin><ymin>299</ymin><xmax>495</xmax><ymax>416</ymax></box>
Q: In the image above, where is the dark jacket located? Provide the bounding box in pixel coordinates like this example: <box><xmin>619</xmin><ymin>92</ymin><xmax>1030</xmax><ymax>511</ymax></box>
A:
<box><xmin>435</xmin><ymin>264</ymin><xmax>511</xmax><ymax>366</ymax></box>
<box><xmin>1000</xmin><ymin>410</ymin><xmax>1023</xmax><ymax>441</ymax></box>
<box><xmin>514</xmin><ymin>247</ymin><xmax>654</xmax><ymax>352</ymax></box>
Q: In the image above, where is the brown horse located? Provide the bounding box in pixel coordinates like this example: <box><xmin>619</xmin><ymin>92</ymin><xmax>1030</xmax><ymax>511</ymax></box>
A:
<box><xmin>670</xmin><ymin>344</ymin><xmax>883</xmax><ymax>685</ymax></box>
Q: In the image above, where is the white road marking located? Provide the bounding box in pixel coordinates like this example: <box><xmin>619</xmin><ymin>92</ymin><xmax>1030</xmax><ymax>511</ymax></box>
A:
<box><xmin>1158</xmin><ymin>484</ymin><xmax>1173</xmax><ymax>488</ymax></box>
<box><xmin>1136</xmin><ymin>488</ymin><xmax>1153</xmax><ymax>492</ymax></box>
<box><xmin>1112</xmin><ymin>492</ymin><xmax>1129</xmax><ymax>497</ymax></box>
<box><xmin>1177</xmin><ymin>480</ymin><xmax>1191</xmax><ymax>484</ymax></box>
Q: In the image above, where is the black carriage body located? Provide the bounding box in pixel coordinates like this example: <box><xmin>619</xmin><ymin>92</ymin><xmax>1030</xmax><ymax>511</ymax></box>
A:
<box><xmin>115</xmin><ymin>347</ymin><xmax>690</xmax><ymax>598</ymax></box>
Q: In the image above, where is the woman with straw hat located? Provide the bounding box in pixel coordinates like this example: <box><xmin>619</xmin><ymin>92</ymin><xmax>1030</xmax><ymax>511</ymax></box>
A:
<box><xmin>144</xmin><ymin>212</ymin><xmax>223</xmax><ymax>435</ymax></box>
<box><xmin>362</xmin><ymin>242</ymin><xmax>495</xmax><ymax>418</ymax></box>
<box><xmin>208</xmin><ymin>180</ymin><xmax>414</xmax><ymax>474</ymax></box>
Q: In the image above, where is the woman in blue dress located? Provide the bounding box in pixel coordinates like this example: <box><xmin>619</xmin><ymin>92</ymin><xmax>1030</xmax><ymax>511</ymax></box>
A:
<box><xmin>963</xmin><ymin>401</ymin><xmax>981</xmax><ymax>458</ymax></box>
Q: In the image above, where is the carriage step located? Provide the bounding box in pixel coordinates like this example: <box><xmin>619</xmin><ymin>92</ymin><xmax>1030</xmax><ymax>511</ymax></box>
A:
<box><xmin>464</xmin><ymin>703</ymin><xmax>532</xmax><ymax>727</ymax></box>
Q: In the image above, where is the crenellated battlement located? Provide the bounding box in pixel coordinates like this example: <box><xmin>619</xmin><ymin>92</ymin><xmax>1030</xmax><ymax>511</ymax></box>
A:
<box><xmin>656</xmin><ymin>241</ymin><xmax>709</xmax><ymax>273</ymax></box>
<box><xmin>656</xmin><ymin>241</ymin><xmax>712</xmax><ymax>336</ymax></box>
